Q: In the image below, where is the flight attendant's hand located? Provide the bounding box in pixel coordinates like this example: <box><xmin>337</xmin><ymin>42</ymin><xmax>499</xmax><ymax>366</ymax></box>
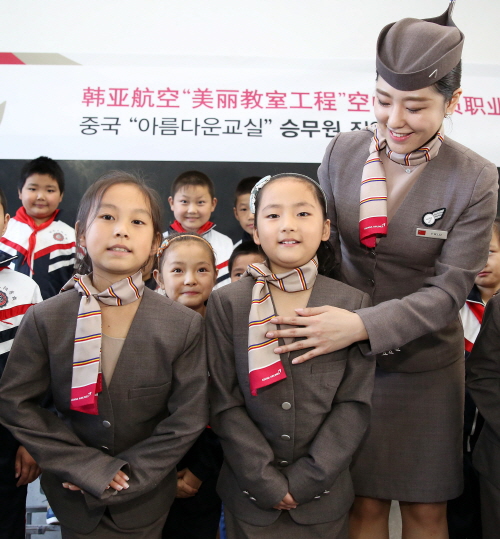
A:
<box><xmin>266</xmin><ymin>305</ymin><xmax>368</xmax><ymax>363</ymax></box>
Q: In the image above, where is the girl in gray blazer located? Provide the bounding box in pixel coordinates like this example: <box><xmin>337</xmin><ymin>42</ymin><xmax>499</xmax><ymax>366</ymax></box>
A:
<box><xmin>207</xmin><ymin>174</ymin><xmax>375</xmax><ymax>539</ymax></box>
<box><xmin>0</xmin><ymin>172</ymin><xmax>208</xmax><ymax>539</ymax></box>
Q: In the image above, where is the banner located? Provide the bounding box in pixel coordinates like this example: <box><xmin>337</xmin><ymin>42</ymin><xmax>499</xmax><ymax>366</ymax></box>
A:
<box><xmin>1</xmin><ymin>54</ymin><xmax>499</xmax><ymax>164</ymax></box>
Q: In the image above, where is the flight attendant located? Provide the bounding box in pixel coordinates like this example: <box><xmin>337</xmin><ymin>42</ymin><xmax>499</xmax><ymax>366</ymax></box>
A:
<box><xmin>265</xmin><ymin>4</ymin><xmax>499</xmax><ymax>538</ymax></box>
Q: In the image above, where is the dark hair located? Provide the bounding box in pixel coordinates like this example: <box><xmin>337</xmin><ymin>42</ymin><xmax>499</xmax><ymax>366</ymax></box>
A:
<box><xmin>157</xmin><ymin>232</ymin><xmax>217</xmax><ymax>275</ymax></box>
<box><xmin>234</xmin><ymin>176</ymin><xmax>261</xmax><ymax>206</ymax></box>
<box><xmin>19</xmin><ymin>156</ymin><xmax>65</xmax><ymax>193</ymax></box>
<box><xmin>492</xmin><ymin>217</ymin><xmax>500</xmax><ymax>243</ymax></box>
<box><xmin>228</xmin><ymin>241</ymin><xmax>261</xmax><ymax>275</ymax></box>
<box><xmin>75</xmin><ymin>171</ymin><xmax>163</xmax><ymax>274</ymax></box>
<box><xmin>0</xmin><ymin>187</ymin><xmax>7</xmax><ymax>215</ymax></box>
<box><xmin>253</xmin><ymin>173</ymin><xmax>336</xmax><ymax>277</ymax></box>
<box><xmin>171</xmin><ymin>170</ymin><xmax>215</xmax><ymax>199</ymax></box>
<box><xmin>433</xmin><ymin>61</ymin><xmax>462</xmax><ymax>102</ymax></box>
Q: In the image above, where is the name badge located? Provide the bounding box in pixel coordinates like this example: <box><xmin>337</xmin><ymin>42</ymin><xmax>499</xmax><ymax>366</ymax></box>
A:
<box><xmin>416</xmin><ymin>228</ymin><xmax>448</xmax><ymax>239</ymax></box>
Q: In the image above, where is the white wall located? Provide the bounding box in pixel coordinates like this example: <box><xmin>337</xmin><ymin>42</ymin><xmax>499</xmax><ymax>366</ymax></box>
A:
<box><xmin>1</xmin><ymin>0</ymin><xmax>498</xmax><ymax>66</ymax></box>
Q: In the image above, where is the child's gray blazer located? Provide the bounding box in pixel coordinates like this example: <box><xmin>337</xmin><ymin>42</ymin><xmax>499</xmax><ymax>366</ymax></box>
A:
<box><xmin>0</xmin><ymin>287</ymin><xmax>208</xmax><ymax>534</ymax></box>
<box><xmin>207</xmin><ymin>274</ymin><xmax>374</xmax><ymax>526</ymax></box>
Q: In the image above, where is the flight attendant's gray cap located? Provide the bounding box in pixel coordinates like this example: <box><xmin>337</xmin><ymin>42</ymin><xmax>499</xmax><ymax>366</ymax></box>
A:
<box><xmin>376</xmin><ymin>1</ymin><xmax>464</xmax><ymax>91</ymax></box>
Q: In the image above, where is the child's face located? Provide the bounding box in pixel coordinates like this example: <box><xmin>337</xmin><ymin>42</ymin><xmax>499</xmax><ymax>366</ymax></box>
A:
<box><xmin>168</xmin><ymin>186</ymin><xmax>217</xmax><ymax>233</ymax></box>
<box><xmin>230</xmin><ymin>253</ymin><xmax>265</xmax><ymax>282</ymax></box>
<box><xmin>80</xmin><ymin>183</ymin><xmax>156</xmax><ymax>287</ymax></box>
<box><xmin>0</xmin><ymin>203</ymin><xmax>10</xmax><ymax>238</ymax></box>
<box><xmin>254</xmin><ymin>178</ymin><xmax>330</xmax><ymax>274</ymax></box>
<box><xmin>233</xmin><ymin>194</ymin><xmax>255</xmax><ymax>235</ymax></box>
<box><xmin>18</xmin><ymin>173</ymin><xmax>63</xmax><ymax>225</ymax></box>
<box><xmin>475</xmin><ymin>232</ymin><xmax>500</xmax><ymax>292</ymax></box>
<box><xmin>156</xmin><ymin>242</ymin><xmax>216</xmax><ymax>314</ymax></box>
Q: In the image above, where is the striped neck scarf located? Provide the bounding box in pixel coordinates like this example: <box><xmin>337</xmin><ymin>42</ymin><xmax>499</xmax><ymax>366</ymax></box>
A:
<box><xmin>359</xmin><ymin>125</ymin><xmax>443</xmax><ymax>248</ymax></box>
<box><xmin>61</xmin><ymin>271</ymin><xmax>144</xmax><ymax>415</ymax></box>
<box><xmin>246</xmin><ymin>257</ymin><xmax>318</xmax><ymax>396</ymax></box>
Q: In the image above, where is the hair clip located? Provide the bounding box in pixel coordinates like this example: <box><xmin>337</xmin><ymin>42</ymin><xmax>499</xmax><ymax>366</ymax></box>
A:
<box><xmin>249</xmin><ymin>175</ymin><xmax>272</xmax><ymax>214</ymax></box>
<box><xmin>157</xmin><ymin>238</ymin><xmax>171</xmax><ymax>258</ymax></box>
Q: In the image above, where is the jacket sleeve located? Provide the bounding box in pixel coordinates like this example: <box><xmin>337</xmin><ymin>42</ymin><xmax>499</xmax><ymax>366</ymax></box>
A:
<box><xmin>181</xmin><ymin>428</ymin><xmax>223</xmax><ymax>483</ymax></box>
<box><xmin>283</xmin><ymin>292</ymin><xmax>375</xmax><ymax>503</ymax></box>
<box><xmin>0</xmin><ymin>306</ymin><xmax>126</xmax><ymax>499</ymax></box>
<box><xmin>91</xmin><ymin>313</ymin><xmax>209</xmax><ymax>507</ymax></box>
<box><xmin>466</xmin><ymin>296</ymin><xmax>500</xmax><ymax>437</ymax></box>
<box><xmin>319</xmin><ymin>135</ymin><xmax>499</xmax><ymax>355</ymax></box>
<box><xmin>206</xmin><ymin>290</ymin><xmax>289</xmax><ymax>510</ymax></box>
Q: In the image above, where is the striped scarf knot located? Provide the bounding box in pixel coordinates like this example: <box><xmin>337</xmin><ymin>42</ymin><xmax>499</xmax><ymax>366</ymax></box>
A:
<box><xmin>359</xmin><ymin>125</ymin><xmax>443</xmax><ymax>248</ymax></box>
<box><xmin>61</xmin><ymin>271</ymin><xmax>144</xmax><ymax>415</ymax></box>
<box><xmin>246</xmin><ymin>258</ymin><xmax>318</xmax><ymax>396</ymax></box>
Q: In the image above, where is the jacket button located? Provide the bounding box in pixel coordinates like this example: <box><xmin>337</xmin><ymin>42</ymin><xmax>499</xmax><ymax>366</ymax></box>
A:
<box><xmin>281</xmin><ymin>434</ymin><xmax>291</xmax><ymax>441</ymax></box>
<box><xmin>101</xmin><ymin>445</ymin><xmax>109</xmax><ymax>451</ymax></box>
<box><xmin>281</xmin><ymin>402</ymin><xmax>292</xmax><ymax>410</ymax></box>
<box><xmin>279</xmin><ymin>460</ymin><xmax>289</xmax><ymax>466</ymax></box>
<box><xmin>370</xmin><ymin>250</ymin><xmax>376</xmax><ymax>257</ymax></box>
<box><xmin>249</xmin><ymin>496</ymin><xmax>257</xmax><ymax>502</ymax></box>
<box><xmin>314</xmin><ymin>495</ymin><xmax>321</xmax><ymax>499</ymax></box>
<box><xmin>368</xmin><ymin>279</ymin><xmax>375</xmax><ymax>286</ymax></box>
<box><xmin>243</xmin><ymin>490</ymin><xmax>249</xmax><ymax>496</ymax></box>
<box><xmin>102</xmin><ymin>420</ymin><xmax>111</xmax><ymax>428</ymax></box>
<box><xmin>323</xmin><ymin>490</ymin><xmax>330</xmax><ymax>495</ymax></box>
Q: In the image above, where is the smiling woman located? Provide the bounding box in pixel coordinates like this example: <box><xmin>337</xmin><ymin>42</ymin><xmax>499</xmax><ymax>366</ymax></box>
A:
<box><xmin>373</xmin><ymin>76</ymin><xmax>461</xmax><ymax>156</ymax></box>
<box><xmin>265</xmin><ymin>4</ymin><xmax>499</xmax><ymax>539</ymax></box>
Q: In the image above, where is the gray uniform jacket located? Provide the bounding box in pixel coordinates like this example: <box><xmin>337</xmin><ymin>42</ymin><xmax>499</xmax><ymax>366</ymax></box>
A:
<box><xmin>466</xmin><ymin>293</ymin><xmax>500</xmax><ymax>487</ymax></box>
<box><xmin>318</xmin><ymin>130</ymin><xmax>498</xmax><ymax>372</ymax></box>
<box><xmin>0</xmin><ymin>287</ymin><xmax>208</xmax><ymax>534</ymax></box>
<box><xmin>207</xmin><ymin>274</ymin><xmax>374</xmax><ymax>526</ymax></box>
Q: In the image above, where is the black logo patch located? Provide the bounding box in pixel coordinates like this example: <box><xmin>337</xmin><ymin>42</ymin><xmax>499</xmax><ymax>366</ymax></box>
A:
<box><xmin>422</xmin><ymin>208</ymin><xmax>446</xmax><ymax>227</ymax></box>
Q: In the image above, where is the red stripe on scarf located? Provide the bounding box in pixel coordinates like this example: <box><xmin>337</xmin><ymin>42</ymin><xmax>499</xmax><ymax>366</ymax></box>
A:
<box><xmin>249</xmin><ymin>361</ymin><xmax>287</xmax><ymax>397</ymax></box>
<box><xmin>360</xmin><ymin>216</ymin><xmax>388</xmax><ymax>248</ymax></box>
